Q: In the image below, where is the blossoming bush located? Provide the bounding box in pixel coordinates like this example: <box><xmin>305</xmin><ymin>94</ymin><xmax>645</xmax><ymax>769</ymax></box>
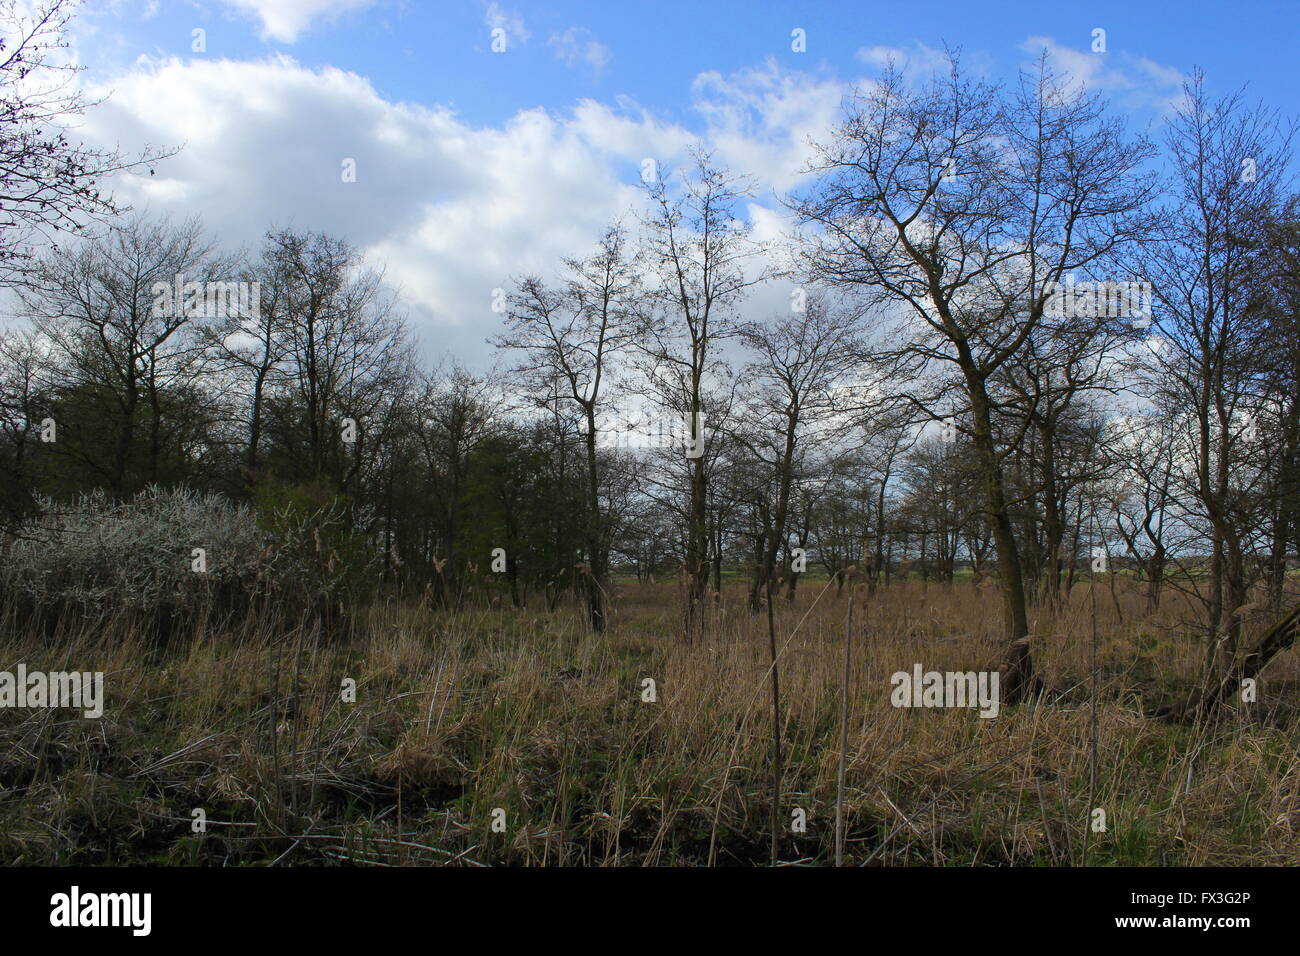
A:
<box><xmin>0</xmin><ymin>485</ymin><xmax>380</xmax><ymax>627</ymax></box>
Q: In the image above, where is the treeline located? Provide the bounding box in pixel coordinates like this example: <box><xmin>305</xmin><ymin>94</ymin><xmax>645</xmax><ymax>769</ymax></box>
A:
<box><xmin>2</xmin><ymin>41</ymin><xmax>1300</xmax><ymax>714</ymax></box>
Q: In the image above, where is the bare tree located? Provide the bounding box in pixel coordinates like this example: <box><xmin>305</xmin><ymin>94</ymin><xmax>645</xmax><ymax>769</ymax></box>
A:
<box><xmin>19</xmin><ymin>215</ymin><xmax>229</xmax><ymax>495</ymax></box>
<box><xmin>793</xmin><ymin>51</ymin><xmax>1155</xmax><ymax>701</ymax></box>
<box><xmin>1132</xmin><ymin>71</ymin><xmax>1294</xmax><ymax>671</ymax></box>
<box><xmin>497</xmin><ymin>223</ymin><xmax>644</xmax><ymax>631</ymax></box>
<box><xmin>411</xmin><ymin>365</ymin><xmax>501</xmax><ymax>608</ymax></box>
<box><xmin>734</xmin><ymin>292</ymin><xmax>863</xmax><ymax>609</ymax></box>
<box><xmin>0</xmin><ymin>328</ymin><xmax>51</xmax><ymax>520</ymax></box>
<box><xmin>255</xmin><ymin>228</ymin><xmax>413</xmax><ymax>497</ymax></box>
<box><xmin>0</xmin><ymin>0</ymin><xmax>167</xmax><ymax>285</ymax></box>
<box><xmin>1108</xmin><ymin>411</ymin><xmax>1179</xmax><ymax>611</ymax></box>
<box><xmin>639</xmin><ymin>150</ymin><xmax>772</xmax><ymax>632</ymax></box>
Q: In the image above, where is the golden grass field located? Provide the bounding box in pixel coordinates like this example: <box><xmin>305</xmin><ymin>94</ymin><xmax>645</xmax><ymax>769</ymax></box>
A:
<box><xmin>2</xmin><ymin>576</ymin><xmax>1298</xmax><ymax>866</ymax></box>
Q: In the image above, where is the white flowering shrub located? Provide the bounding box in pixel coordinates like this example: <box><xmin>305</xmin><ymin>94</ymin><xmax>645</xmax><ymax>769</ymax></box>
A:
<box><xmin>0</xmin><ymin>487</ymin><xmax>265</xmax><ymax>616</ymax></box>
<box><xmin>0</xmin><ymin>486</ymin><xmax>381</xmax><ymax>621</ymax></box>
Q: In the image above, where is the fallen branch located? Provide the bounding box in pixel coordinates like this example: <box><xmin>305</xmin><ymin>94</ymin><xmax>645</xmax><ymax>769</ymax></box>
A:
<box><xmin>1158</xmin><ymin>605</ymin><xmax>1300</xmax><ymax>721</ymax></box>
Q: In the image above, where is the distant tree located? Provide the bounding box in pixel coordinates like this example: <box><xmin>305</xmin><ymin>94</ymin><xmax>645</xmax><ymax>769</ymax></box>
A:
<box><xmin>18</xmin><ymin>215</ymin><xmax>230</xmax><ymax>496</ymax></box>
<box><xmin>734</xmin><ymin>293</ymin><xmax>863</xmax><ymax>609</ymax></box>
<box><xmin>498</xmin><ymin>223</ymin><xmax>644</xmax><ymax>631</ymax></box>
<box><xmin>639</xmin><ymin>151</ymin><xmax>772</xmax><ymax>633</ymax></box>
<box><xmin>251</xmin><ymin>229</ymin><xmax>413</xmax><ymax>499</ymax></box>
<box><xmin>0</xmin><ymin>329</ymin><xmax>51</xmax><ymax>521</ymax></box>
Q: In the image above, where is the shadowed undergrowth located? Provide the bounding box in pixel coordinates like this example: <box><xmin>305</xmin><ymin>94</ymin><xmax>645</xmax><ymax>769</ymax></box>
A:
<box><xmin>1</xmin><ymin>578</ymin><xmax>1298</xmax><ymax>866</ymax></box>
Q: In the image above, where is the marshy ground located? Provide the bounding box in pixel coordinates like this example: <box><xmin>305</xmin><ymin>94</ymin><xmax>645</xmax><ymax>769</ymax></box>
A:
<box><xmin>2</xmin><ymin>577</ymin><xmax>1297</xmax><ymax>866</ymax></box>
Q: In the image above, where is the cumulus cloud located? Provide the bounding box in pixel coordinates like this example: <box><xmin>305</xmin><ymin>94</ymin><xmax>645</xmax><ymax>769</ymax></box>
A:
<box><xmin>858</xmin><ymin>42</ymin><xmax>950</xmax><ymax>79</ymax></box>
<box><xmin>856</xmin><ymin>37</ymin><xmax>1184</xmax><ymax>116</ymax></box>
<box><xmin>36</xmin><ymin>17</ymin><xmax>867</xmax><ymax>365</ymax></box>
<box><xmin>72</xmin><ymin>54</ymin><xmax>700</xmax><ymax>361</ymax></box>
<box><xmin>690</xmin><ymin>58</ymin><xmax>845</xmax><ymax>194</ymax></box>
<box><xmin>569</xmin><ymin>97</ymin><xmax>694</xmax><ymax>162</ymax></box>
<box><xmin>221</xmin><ymin>0</ymin><xmax>378</xmax><ymax>43</ymax></box>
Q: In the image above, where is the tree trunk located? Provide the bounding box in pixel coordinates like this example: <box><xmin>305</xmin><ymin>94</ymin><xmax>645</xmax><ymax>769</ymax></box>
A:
<box><xmin>1168</xmin><ymin>605</ymin><xmax>1300</xmax><ymax>720</ymax></box>
<box><xmin>967</xmin><ymin>371</ymin><xmax>1036</xmax><ymax>704</ymax></box>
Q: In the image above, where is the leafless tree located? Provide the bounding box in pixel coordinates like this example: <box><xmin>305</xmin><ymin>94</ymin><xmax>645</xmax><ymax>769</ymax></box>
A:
<box><xmin>0</xmin><ymin>0</ymin><xmax>168</xmax><ymax>285</ymax></box>
<box><xmin>1130</xmin><ymin>70</ymin><xmax>1293</xmax><ymax>667</ymax></box>
<box><xmin>497</xmin><ymin>223</ymin><xmax>644</xmax><ymax>631</ymax></box>
<box><xmin>19</xmin><ymin>215</ymin><xmax>229</xmax><ymax>495</ymax></box>
<box><xmin>733</xmin><ymin>292</ymin><xmax>863</xmax><ymax>608</ymax></box>
<box><xmin>638</xmin><ymin>150</ymin><xmax>773</xmax><ymax>633</ymax></box>
<box><xmin>793</xmin><ymin>51</ymin><xmax>1156</xmax><ymax>701</ymax></box>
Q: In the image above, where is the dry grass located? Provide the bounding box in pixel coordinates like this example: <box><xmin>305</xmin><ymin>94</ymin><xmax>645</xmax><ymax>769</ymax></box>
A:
<box><xmin>2</xmin><ymin>576</ymin><xmax>1298</xmax><ymax>866</ymax></box>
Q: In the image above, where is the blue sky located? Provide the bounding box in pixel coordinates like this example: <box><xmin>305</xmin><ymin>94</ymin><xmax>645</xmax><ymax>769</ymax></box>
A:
<box><xmin>50</xmin><ymin>0</ymin><xmax>1300</xmax><ymax>364</ymax></box>
<box><xmin>83</xmin><ymin>0</ymin><xmax>1300</xmax><ymax>123</ymax></box>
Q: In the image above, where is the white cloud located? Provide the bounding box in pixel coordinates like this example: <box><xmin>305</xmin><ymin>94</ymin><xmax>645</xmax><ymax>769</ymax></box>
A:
<box><xmin>484</xmin><ymin>2</ymin><xmax>529</xmax><ymax>46</ymax></box>
<box><xmin>548</xmin><ymin>27</ymin><xmax>611</xmax><ymax>76</ymax></box>
<box><xmin>51</xmin><ymin>40</ymin><xmax>863</xmax><ymax>366</ymax></box>
<box><xmin>221</xmin><ymin>0</ymin><xmax>377</xmax><ymax>43</ymax></box>
<box><xmin>689</xmin><ymin>58</ymin><xmax>845</xmax><ymax>194</ymax></box>
<box><xmin>856</xmin><ymin>42</ymin><xmax>992</xmax><ymax>85</ymax></box>
<box><xmin>569</xmin><ymin>97</ymin><xmax>693</xmax><ymax>161</ymax></box>
<box><xmin>857</xmin><ymin>42</ymin><xmax>950</xmax><ymax>80</ymax></box>
<box><xmin>1020</xmin><ymin>36</ymin><xmax>1184</xmax><ymax>113</ymax></box>
<box><xmin>1021</xmin><ymin>36</ymin><xmax>1107</xmax><ymax>96</ymax></box>
<box><xmin>73</xmin><ymin>54</ymin><xmax>689</xmax><ymax>362</ymax></box>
